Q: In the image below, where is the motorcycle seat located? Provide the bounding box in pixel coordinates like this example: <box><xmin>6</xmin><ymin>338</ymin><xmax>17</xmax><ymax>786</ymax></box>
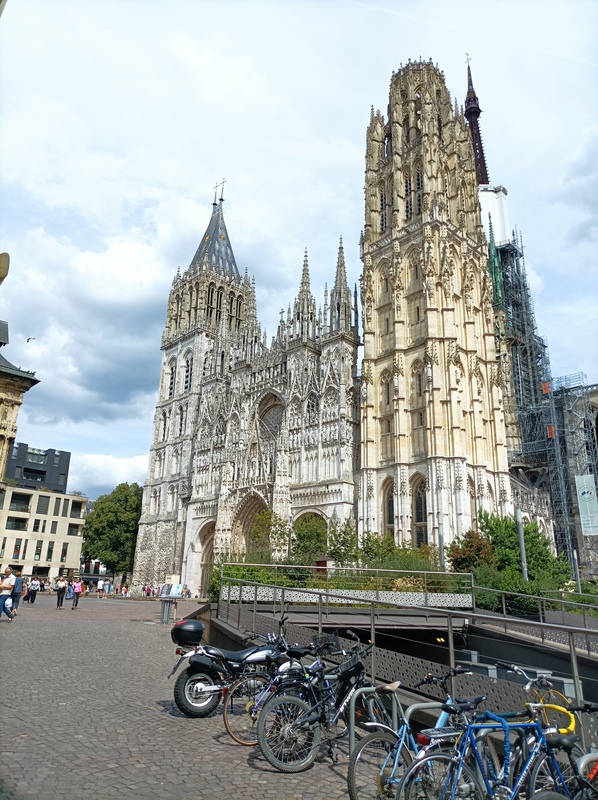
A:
<box><xmin>202</xmin><ymin>645</ymin><xmax>261</xmax><ymax>661</ymax></box>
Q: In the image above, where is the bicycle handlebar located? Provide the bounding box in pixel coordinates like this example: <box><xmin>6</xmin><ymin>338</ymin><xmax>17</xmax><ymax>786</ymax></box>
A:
<box><xmin>525</xmin><ymin>702</ymin><xmax>576</xmax><ymax>735</ymax></box>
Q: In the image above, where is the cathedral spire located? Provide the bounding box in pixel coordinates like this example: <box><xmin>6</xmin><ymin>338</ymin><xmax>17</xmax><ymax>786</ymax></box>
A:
<box><xmin>189</xmin><ymin>194</ymin><xmax>240</xmax><ymax>279</ymax></box>
<box><xmin>299</xmin><ymin>248</ymin><xmax>312</xmax><ymax>299</ymax></box>
<box><xmin>464</xmin><ymin>62</ymin><xmax>490</xmax><ymax>186</ymax></box>
<box><xmin>333</xmin><ymin>236</ymin><xmax>348</xmax><ymax>292</ymax></box>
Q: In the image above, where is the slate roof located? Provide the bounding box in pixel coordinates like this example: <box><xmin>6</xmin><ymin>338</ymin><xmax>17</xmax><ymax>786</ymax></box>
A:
<box><xmin>189</xmin><ymin>200</ymin><xmax>240</xmax><ymax>280</ymax></box>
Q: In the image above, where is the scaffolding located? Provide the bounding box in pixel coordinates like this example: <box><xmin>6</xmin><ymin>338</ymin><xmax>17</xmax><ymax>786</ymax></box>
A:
<box><xmin>492</xmin><ymin>231</ymin><xmax>598</xmax><ymax>579</ymax></box>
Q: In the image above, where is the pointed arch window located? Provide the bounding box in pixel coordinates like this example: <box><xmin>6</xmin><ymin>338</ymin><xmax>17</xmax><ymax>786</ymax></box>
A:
<box><xmin>235</xmin><ymin>295</ymin><xmax>243</xmax><ymax>330</ymax></box>
<box><xmin>413</xmin><ymin>479</ymin><xmax>427</xmax><ymax>546</ymax></box>
<box><xmin>168</xmin><ymin>362</ymin><xmax>176</xmax><ymax>398</ymax></box>
<box><xmin>383</xmin><ymin>481</ymin><xmax>395</xmax><ymax>535</ymax></box>
<box><xmin>207</xmin><ymin>283</ymin><xmax>215</xmax><ymax>322</ymax></box>
<box><xmin>380</xmin><ymin>185</ymin><xmax>387</xmax><ymax>232</ymax></box>
<box><xmin>307</xmin><ymin>395</ymin><xmax>319</xmax><ymax>426</ymax></box>
<box><xmin>380</xmin><ymin>418</ymin><xmax>393</xmax><ymax>460</ymax></box>
<box><xmin>416</xmin><ymin>169</ymin><xmax>423</xmax><ymax>214</ymax></box>
<box><xmin>405</xmin><ymin>174</ymin><xmax>413</xmax><ymax>219</ymax></box>
<box><xmin>178</xmin><ymin>406</ymin><xmax>185</xmax><ymax>436</ymax></box>
<box><xmin>216</xmin><ymin>287</ymin><xmax>224</xmax><ymax>323</ymax></box>
<box><xmin>184</xmin><ymin>356</ymin><xmax>193</xmax><ymax>392</ymax></box>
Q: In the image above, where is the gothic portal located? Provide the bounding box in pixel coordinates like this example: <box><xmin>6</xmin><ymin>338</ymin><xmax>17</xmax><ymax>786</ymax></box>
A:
<box><xmin>132</xmin><ymin>59</ymin><xmax>514</xmax><ymax>594</ymax></box>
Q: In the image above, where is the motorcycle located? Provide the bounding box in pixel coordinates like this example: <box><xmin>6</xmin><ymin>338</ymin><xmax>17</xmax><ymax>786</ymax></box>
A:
<box><xmin>169</xmin><ymin>613</ymin><xmax>300</xmax><ymax>718</ymax></box>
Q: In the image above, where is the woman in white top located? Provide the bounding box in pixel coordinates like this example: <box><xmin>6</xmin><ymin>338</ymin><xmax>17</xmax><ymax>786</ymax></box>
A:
<box><xmin>55</xmin><ymin>577</ymin><xmax>68</xmax><ymax>609</ymax></box>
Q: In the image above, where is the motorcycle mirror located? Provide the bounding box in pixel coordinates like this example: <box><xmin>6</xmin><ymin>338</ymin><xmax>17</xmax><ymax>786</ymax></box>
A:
<box><xmin>346</xmin><ymin>629</ymin><xmax>358</xmax><ymax>640</ymax></box>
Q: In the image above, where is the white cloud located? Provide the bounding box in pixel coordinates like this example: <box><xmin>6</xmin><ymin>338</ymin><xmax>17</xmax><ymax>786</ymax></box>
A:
<box><xmin>1</xmin><ymin>0</ymin><xmax>597</xmax><ymax>499</ymax></box>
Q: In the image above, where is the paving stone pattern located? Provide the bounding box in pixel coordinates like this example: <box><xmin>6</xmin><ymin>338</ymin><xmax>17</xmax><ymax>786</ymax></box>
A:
<box><xmin>0</xmin><ymin>595</ymin><xmax>351</xmax><ymax>800</ymax></box>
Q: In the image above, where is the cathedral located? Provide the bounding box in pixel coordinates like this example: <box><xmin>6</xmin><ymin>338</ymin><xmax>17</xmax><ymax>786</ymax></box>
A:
<box><xmin>132</xmin><ymin>60</ymin><xmax>522</xmax><ymax>595</ymax></box>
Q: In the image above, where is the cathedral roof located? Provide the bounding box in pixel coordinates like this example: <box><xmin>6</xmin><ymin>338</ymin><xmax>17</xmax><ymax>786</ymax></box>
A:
<box><xmin>189</xmin><ymin>199</ymin><xmax>240</xmax><ymax>280</ymax></box>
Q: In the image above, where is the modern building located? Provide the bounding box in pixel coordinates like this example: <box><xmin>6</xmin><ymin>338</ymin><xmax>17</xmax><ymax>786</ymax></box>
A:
<box><xmin>4</xmin><ymin>442</ymin><xmax>71</xmax><ymax>493</ymax></box>
<box><xmin>0</xmin><ymin>483</ymin><xmax>86</xmax><ymax>579</ymax></box>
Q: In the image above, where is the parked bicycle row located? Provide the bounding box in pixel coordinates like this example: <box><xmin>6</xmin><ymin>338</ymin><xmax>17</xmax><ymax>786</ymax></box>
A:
<box><xmin>168</xmin><ymin>613</ymin><xmax>598</xmax><ymax>799</ymax></box>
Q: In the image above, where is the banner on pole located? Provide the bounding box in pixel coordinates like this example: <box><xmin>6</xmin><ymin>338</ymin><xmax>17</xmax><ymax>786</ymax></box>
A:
<box><xmin>575</xmin><ymin>475</ymin><xmax>598</xmax><ymax>536</ymax></box>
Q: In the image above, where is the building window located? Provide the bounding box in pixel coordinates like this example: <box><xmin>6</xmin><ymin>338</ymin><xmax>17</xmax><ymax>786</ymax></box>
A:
<box><xmin>46</xmin><ymin>541</ymin><xmax>54</xmax><ymax>561</ymax></box>
<box><xmin>0</xmin><ymin>490</ymin><xmax>4</xmax><ymax>509</ymax></box>
<box><xmin>22</xmin><ymin>539</ymin><xmax>28</xmax><ymax>559</ymax></box>
<box><xmin>62</xmin><ymin>499</ymin><xmax>69</xmax><ymax>517</ymax></box>
<box><xmin>54</xmin><ymin>498</ymin><xmax>61</xmax><ymax>516</ymax></box>
<box><xmin>70</xmin><ymin>501</ymin><xmax>83</xmax><ymax>518</ymax></box>
<box><xmin>60</xmin><ymin>543</ymin><xmax>68</xmax><ymax>563</ymax></box>
<box><xmin>9</xmin><ymin>492</ymin><xmax>31</xmax><ymax>512</ymax></box>
<box><xmin>6</xmin><ymin>517</ymin><xmax>27</xmax><ymax>531</ymax></box>
<box><xmin>413</xmin><ymin>480</ymin><xmax>428</xmax><ymax>547</ymax></box>
<box><xmin>381</xmin><ymin>418</ymin><xmax>393</xmax><ymax>460</ymax></box>
<box><xmin>184</xmin><ymin>357</ymin><xmax>193</xmax><ymax>392</ymax></box>
<box><xmin>50</xmin><ymin>521</ymin><xmax>58</xmax><ymax>534</ymax></box>
<box><xmin>33</xmin><ymin>519</ymin><xmax>40</xmax><ymax>532</ymax></box>
<box><xmin>383</xmin><ymin>481</ymin><xmax>394</xmax><ymax>535</ymax></box>
<box><xmin>12</xmin><ymin>538</ymin><xmax>22</xmax><ymax>559</ymax></box>
<box><xmin>0</xmin><ymin>537</ymin><xmax>5</xmax><ymax>558</ymax></box>
<box><xmin>178</xmin><ymin>406</ymin><xmax>185</xmax><ymax>436</ymax></box>
<box><xmin>168</xmin><ymin>363</ymin><xmax>176</xmax><ymax>398</ymax></box>
<box><xmin>380</xmin><ymin>185</ymin><xmax>387</xmax><ymax>232</ymax></box>
<box><xmin>36</xmin><ymin>495</ymin><xmax>50</xmax><ymax>514</ymax></box>
<box><xmin>34</xmin><ymin>539</ymin><xmax>43</xmax><ymax>561</ymax></box>
<box><xmin>67</xmin><ymin>524</ymin><xmax>80</xmax><ymax>536</ymax></box>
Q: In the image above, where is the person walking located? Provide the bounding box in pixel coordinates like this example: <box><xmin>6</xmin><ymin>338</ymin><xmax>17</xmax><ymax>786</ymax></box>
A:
<box><xmin>28</xmin><ymin>576</ymin><xmax>41</xmax><ymax>604</ymax></box>
<box><xmin>96</xmin><ymin>578</ymin><xmax>104</xmax><ymax>599</ymax></box>
<box><xmin>104</xmin><ymin>578</ymin><xmax>111</xmax><ymax>598</ymax></box>
<box><xmin>0</xmin><ymin>567</ymin><xmax>16</xmax><ymax>622</ymax></box>
<box><xmin>55</xmin><ymin>577</ymin><xmax>68</xmax><ymax>609</ymax></box>
<box><xmin>71</xmin><ymin>578</ymin><xmax>83</xmax><ymax>609</ymax></box>
<box><xmin>11</xmin><ymin>571</ymin><xmax>25</xmax><ymax>616</ymax></box>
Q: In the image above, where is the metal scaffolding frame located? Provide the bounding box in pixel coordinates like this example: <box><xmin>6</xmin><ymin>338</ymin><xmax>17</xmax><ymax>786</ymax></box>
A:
<box><xmin>493</xmin><ymin>232</ymin><xmax>598</xmax><ymax>579</ymax></box>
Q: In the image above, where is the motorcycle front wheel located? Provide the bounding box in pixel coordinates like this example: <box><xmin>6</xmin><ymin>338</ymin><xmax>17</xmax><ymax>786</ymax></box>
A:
<box><xmin>173</xmin><ymin>668</ymin><xmax>221</xmax><ymax>718</ymax></box>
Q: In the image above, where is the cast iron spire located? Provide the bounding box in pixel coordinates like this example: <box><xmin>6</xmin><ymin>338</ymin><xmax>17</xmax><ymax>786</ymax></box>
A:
<box><xmin>464</xmin><ymin>63</ymin><xmax>490</xmax><ymax>186</ymax></box>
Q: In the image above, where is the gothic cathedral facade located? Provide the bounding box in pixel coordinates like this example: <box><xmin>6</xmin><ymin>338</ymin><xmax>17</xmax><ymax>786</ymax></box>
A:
<box><xmin>133</xmin><ymin>60</ymin><xmax>512</xmax><ymax>594</ymax></box>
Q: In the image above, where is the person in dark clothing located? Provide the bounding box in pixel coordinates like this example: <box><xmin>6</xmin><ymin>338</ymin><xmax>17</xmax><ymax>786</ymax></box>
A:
<box><xmin>11</xmin><ymin>571</ymin><xmax>25</xmax><ymax>615</ymax></box>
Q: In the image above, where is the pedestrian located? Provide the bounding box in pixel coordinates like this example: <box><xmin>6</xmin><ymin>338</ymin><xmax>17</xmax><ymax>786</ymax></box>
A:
<box><xmin>55</xmin><ymin>576</ymin><xmax>68</xmax><ymax>609</ymax></box>
<box><xmin>66</xmin><ymin>580</ymin><xmax>74</xmax><ymax>600</ymax></box>
<box><xmin>71</xmin><ymin>577</ymin><xmax>83</xmax><ymax>610</ymax></box>
<box><xmin>104</xmin><ymin>578</ymin><xmax>111</xmax><ymax>597</ymax></box>
<box><xmin>28</xmin><ymin>576</ymin><xmax>41</xmax><ymax>604</ymax></box>
<box><xmin>96</xmin><ymin>578</ymin><xmax>104</xmax><ymax>599</ymax></box>
<box><xmin>11</xmin><ymin>571</ymin><xmax>25</xmax><ymax>616</ymax></box>
<box><xmin>0</xmin><ymin>567</ymin><xmax>16</xmax><ymax>622</ymax></box>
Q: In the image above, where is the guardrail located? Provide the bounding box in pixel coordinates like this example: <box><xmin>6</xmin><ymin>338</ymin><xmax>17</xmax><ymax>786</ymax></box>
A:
<box><xmin>217</xmin><ymin>578</ymin><xmax>598</xmax><ymax>750</ymax></box>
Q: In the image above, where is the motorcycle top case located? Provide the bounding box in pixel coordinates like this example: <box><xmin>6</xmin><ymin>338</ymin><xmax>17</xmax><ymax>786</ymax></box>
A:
<box><xmin>171</xmin><ymin>619</ymin><xmax>205</xmax><ymax>646</ymax></box>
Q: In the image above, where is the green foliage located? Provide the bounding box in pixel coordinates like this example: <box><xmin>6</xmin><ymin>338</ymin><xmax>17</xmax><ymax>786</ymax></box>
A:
<box><xmin>246</xmin><ymin>510</ymin><xmax>291</xmax><ymax>561</ymax></box>
<box><xmin>327</xmin><ymin>518</ymin><xmax>358</xmax><ymax>566</ymax></box>
<box><xmin>82</xmin><ymin>483</ymin><xmax>142</xmax><ymax>574</ymax></box>
<box><xmin>448</xmin><ymin>528</ymin><xmax>497</xmax><ymax>573</ymax></box>
<box><xmin>360</xmin><ymin>531</ymin><xmax>397</xmax><ymax>567</ymax></box>
<box><xmin>478</xmin><ymin>511</ymin><xmax>570</xmax><ymax>584</ymax></box>
<box><xmin>291</xmin><ymin>513</ymin><xmax>328</xmax><ymax>564</ymax></box>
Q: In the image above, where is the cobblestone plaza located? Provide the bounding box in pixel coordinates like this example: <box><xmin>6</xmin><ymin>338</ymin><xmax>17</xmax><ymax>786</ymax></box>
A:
<box><xmin>0</xmin><ymin>596</ymin><xmax>351</xmax><ymax>800</ymax></box>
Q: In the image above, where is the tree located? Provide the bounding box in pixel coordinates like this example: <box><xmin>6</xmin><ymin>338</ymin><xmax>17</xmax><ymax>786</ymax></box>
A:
<box><xmin>327</xmin><ymin>518</ymin><xmax>358</xmax><ymax>566</ymax></box>
<box><xmin>291</xmin><ymin>514</ymin><xmax>328</xmax><ymax>564</ymax></box>
<box><xmin>246</xmin><ymin>510</ymin><xmax>290</xmax><ymax>561</ymax></box>
<box><xmin>448</xmin><ymin>527</ymin><xmax>497</xmax><ymax>573</ymax></box>
<box><xmin>82</xmin><ymin>483</ymin><xmax>143</xmax><ymax>575</ymax></box>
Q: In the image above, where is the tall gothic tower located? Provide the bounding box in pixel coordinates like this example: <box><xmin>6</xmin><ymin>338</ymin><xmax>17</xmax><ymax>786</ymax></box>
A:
<box><xmin>133</xmin><ymin>197</ymin><xmax>360</xmax><ymax>595</ymax></box>
<box><xmin>358</xmin><ymin>59</ymin><xmax>511</xmax><ymax>546</ymax></box>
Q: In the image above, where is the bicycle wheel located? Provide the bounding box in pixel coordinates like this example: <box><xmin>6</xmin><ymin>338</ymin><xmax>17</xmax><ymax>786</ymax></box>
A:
<box><xmin>397</xmin><ymin>752</ymin><xmax>484</xmax><ymax>800</ymax></box>
<box><xmin>347</xmin><ymin>730</ymin><xmax>412</xmax><ymax>800</ymax></box>
<box><xmin>223</xmin><ymin>674</ymin><xmax>270</xmax><ymax>745</ymax></box>
<box><xmin>530</xmin><ymin>794</ymin><xmax>571</xmax><ymax>800</ymax></box>
<box><xmin>256</xmin><ymin>694</ymin><xmax>321</xmax><ymax>773</ymax></box>
<box><xmin>528</xmin><ymin>750</ymin><xmax>578</xmax><ymax>795</ymax></box>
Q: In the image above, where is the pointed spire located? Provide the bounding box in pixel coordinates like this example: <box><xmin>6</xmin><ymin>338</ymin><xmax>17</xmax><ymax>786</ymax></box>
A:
<box><xmin>464</xmin><ymin>63</ymin><xmax>490</xmax><ymax>185</ymax></box>
<box><xmin>333</xmin><ymin>236</ymin><xmax>348</xmax><ymax>291</ymax></box>
<box><xmin>189</xmin><ymin>191</ymin><xmax>240</xmax><ymax>279</ymax></box>
<box><xmin>299</xmin><ymin>248</ymin><xmax>311</xmax><ymax>298</ymax></box>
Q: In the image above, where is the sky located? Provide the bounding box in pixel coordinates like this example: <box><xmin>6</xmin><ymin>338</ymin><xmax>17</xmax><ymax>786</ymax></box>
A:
<box><xmin>0</xmin><ymin>0</ymin><xmax>596</xmax><ymax>500</ymax></box>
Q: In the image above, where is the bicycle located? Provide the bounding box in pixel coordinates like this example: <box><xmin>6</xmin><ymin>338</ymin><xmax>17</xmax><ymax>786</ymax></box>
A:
<box><xmin>396</xmin><ymin>700</ymin><xmax>578</xmax><ymax>800</ymax></box>
<box><xmin>256</xmin><ymin>635</ymin><xmax>381</xmax><ymax>772</ymax></box>
<box><xmin>527</xmin><ymin>701</ymin><xmax>598</xmax><ymax>799</ymax></box>
<box><xmin>222</xmin><ymin>638</ymin><xmax>328</xmax><ymax>746</ymax></box>
<box><xmin>496</xmin><ymin>660</ymin><xmax>574</xmax><ymax>732</ymax></box>
<box><xmin>347</xmin><ymin>666</ymin><xmax>476</xmax><ymax>800</ymax></box>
